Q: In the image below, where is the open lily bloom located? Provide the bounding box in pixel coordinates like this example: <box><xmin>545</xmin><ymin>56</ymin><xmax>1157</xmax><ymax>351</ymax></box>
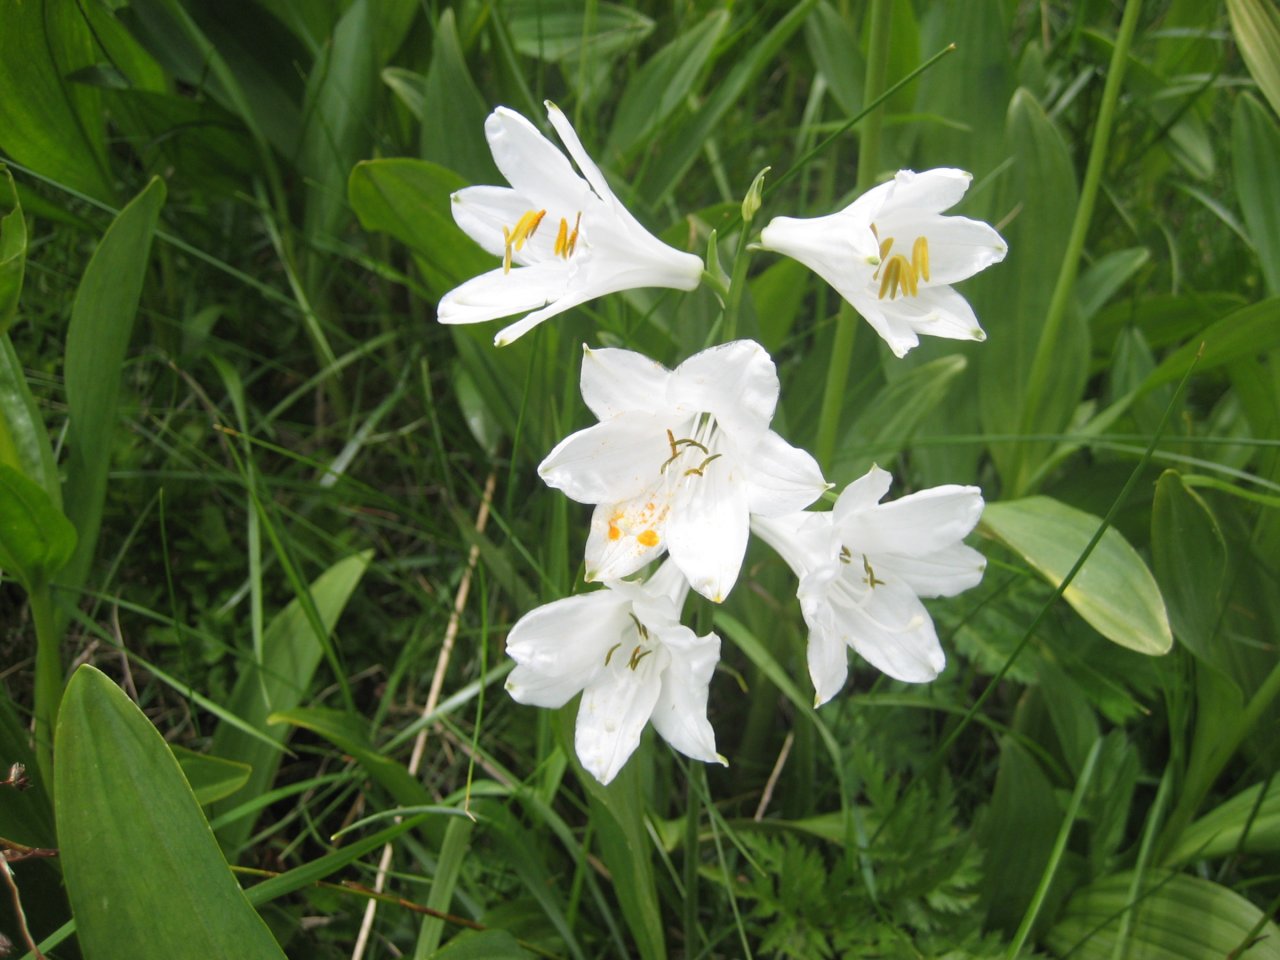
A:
<box><xmin>752</xmin><ymin>465</ymin><xmax>985</xmax><ymax>705</ymax></box>
<box><xmin>539</xmin><ymin>340</ymin><xmax>829</xmax><ymax>603</ymax></box>
<box><xmin>759</xmin><ymin>168</ymin><xmax>1007</xmax><ymax>358</ymax></box>
<box><xmin>438</xmin><ymin>102</ymin><xmax>704</xmax><ymax>346</ymax></box>
<box><xmin>505</xmin><ymin>560</ymin><xmax>723</xmax><ymax>785</ymax></box>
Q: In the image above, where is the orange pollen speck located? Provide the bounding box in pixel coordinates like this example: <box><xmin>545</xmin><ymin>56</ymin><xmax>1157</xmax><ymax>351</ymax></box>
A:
<box><xmin>608</xmin><ymin>524</ymin><xmax>621</xmax><ymax>541</ymax></box>
<box><xmin>637</xmin><ymin>530</ymin><xmax>659</xmax><ymax>548</ymax></box>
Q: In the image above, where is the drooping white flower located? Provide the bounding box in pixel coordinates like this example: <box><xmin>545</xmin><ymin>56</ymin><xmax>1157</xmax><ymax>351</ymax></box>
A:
<box><xmin>759</xmin><ymin>168</ymin><xmax>1007</xmax><ymax>358</ymax></box>
<box><xmin>504</xmin><ymin>560</ymin><xmax>723</xmax><ymax>785</ymax></box>
<box><xmin>538</xmin><ymin>340</ymin><xmax>829</xmax><ymax>603</ymax></box>
<box><xmin>752</xmin><ymin>465</ymin><xmax>985</xmax><ymax>705</ymax></box>
<box><xmin>438</xmin><ymin>102</ymin><xmax>704</xmax><ymax>346</ymax></box>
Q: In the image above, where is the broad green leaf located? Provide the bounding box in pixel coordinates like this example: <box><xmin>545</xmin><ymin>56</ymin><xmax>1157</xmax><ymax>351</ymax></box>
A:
<box><xmin>1233</xmin><ymin>93</ymin><xmax>1280</xmax><ymax>296</ymax></box>
<box><xmin>210</xmin><ymin>551</ymin><xmax>371</xmax><ymax>855</ymax></box>
<box><xmin>1077</xmin><ymin>247</ymin><xmax>1149</xmax><ymax>323</ymax></box>
<box><xmin>0</xmin><ymin>166</ymin><xmax>25</xmax><ymax>335</ymax></box>
<box><xmin>831</xmin><ymin>354</ymin><xmax>967</xmax><ymax>484</ymax></box>
<box><xmin>504</xmin><ymin>1</ymin><xmax>652</xmax><ymax>63</ymax></box>
<box><xmin>348</xmin><ymin>159</ymin><xmax>491</xmax><ymax>300</ymax></box>
<box><xmin>1045</xmin><ymin>870</ymin><xmax>1280</xmax><ymax>960</ymax></box>
<box><xmin>1168</xmin><ymin>778</ymin><xmax>1280</xmax><ymax>863</ymax></box>
<box><xmin>635</xmin><ymin>0</ymin><xmax>817</xmax><ymax>204</ymax></box>
<box><xmin>421</xmin><ymin>8</ymin><xmax>497</xmax><ymax>185</ymax></box>
<box><xmin>124</xmin><ymin>0</ymin><xmax>306</xmax><ymax>157</ymax></box>
<box><xmin>982</xmin><ymin>497</ymin><xmax>1173</xmax><ymax>655</ymax></box>
<box><xmin>1142</xmin><ymin>298</ymin><xmax>1280</xmax><ymax>391</ymax></box>
<box><xmin>0</xmin><ymin>0</ymin><xmax>113</xmax><ymax>200</ymax></box>
<box><xmin>979</xmin><ymin>737</ymin><xmax>1061</xmax><ymax>933</ymax></box>
<box><xmin>976</xmin><ymin>88</ymin><xmax>1084</xmax><ymax>494</ymax></box>
<box><xmin>0</xmin><ymin>334</ymin><xmax>59</xmax><ymax>503</ymax></box>
<box><xmin>607</xmin><ymin>11</ymin><xmax>728</xmax><ymax>158</ymax></box>
<box><xmin>299</xmin><ymin>0</ymin><xmax>417</xmax><ymax>250</ymax></box>
<box><xmin>55</xmin><ymin>665</ymin><xmax>287</xmax><ymax>960</ymax></box>
<box><xmin>430</xmin><ymin>930</ymin><xmax>533</xmax><ymax>959</ymax></box>
<box><xmin>172</xmin><ymin>745</ymin><xmax>253</xmax><ymax>807</ymax></box>
<box><xmin>1228</xmin><ymin>0</ymin><xmax>1280</xmax><ymax>119</ymax></box>
<box><xmin>804</xmin><ymin>1</ymin><xmax>864</xmax><ymax>119</ymax></box>
<box><xmin>0</xmin><ymin>464</ymin><xmax>76</xmax><ymax>593</ymax></box>
<box><xmin>1151</xmin><ymin>471</ymin><xmax>1230</xmax><ymax>671</ymax></box>
<box><xmin>61</xmin><ymin>177</ymin><xmax>166</xmax><ymax>593</ymax></box>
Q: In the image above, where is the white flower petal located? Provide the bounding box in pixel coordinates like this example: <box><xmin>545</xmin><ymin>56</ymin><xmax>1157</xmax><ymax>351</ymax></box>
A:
<box><xmin>666</xmin><ymin>458</ymin><xmax>751</xmax><ymax>603</ymax></box>
<box><xmin>667</xmin><ymin>340</ymin><xmax>779</xmax><ymax>444</ymax></box>
<box><xmin>544</xmin><ymin>100</ymin><xmax>615</xmax><ymax>209</ymax></box>
<box><xmin>505</xmin><ymin>591</ymin><xmax>630</xmax><ymax>707</ymax></box>
<box><xmin>580</xmin><ymin>346</ymin><xmax>671</xmax><ymax>420</ymax></box>
<box><xmin>751</xmin><ymin>511</ymin><xmax>839</xmax><ymax>582</ymax></box>
<box><xmin>882</xmin><ymin>168</ymin><xmax>972</xmax><ymax>216</ymax></box>
<box><xmin>842</xmin><ymin>579</ymin><xmax>945</xmax><ymax>683</ymax></box>
<box><xmin>802</xmin><ymin>613</ymin><xmax>850</xmax><ymax>707</ymax></box>
<box><xmin>648</xmin><ymin>627</ymin><xmax>721</xmax><ymax>763</ymax></box>
<box><xmin>450</xmin><ymin>186</ymin><xmax>530</xmax><ymax>258</ymax></box>
<box><xmin>485</xmin><ymin>106</ymin><xmax>591</xmax><ymax>216</ymax></box>
<box><xmin>877</xmin><ymin>214</ymin><xmax>1007</xmax><ymax>285</ymax></box>
<box><xmin>575</xmin><ymin>645</ymin><xmax>668</xmax><ymax>785</ymax></box>
<box><xmin>878</xmin><ymin>284</ymin><xmax>986</xmax><ymax>345</ymax></box>
<box><xmin>840</xmin><ymin>483</ymin><xmax>983</xmax><ymax>556</ymax></box>
<box><xmin>539</xmin><ymin>411</ymin><xmax>674</xmax><ymax>504</ymax></box>
<box><xmin>744</xmin><ymin>431</ymin><xmax>829</xmax><ymax>516</ymax></box>
<box><xmin>832</xmin><ymin>465</ymin><xmax>894</xmax><ymax>525</ymax></box>
<box><xmin>876</xmin><ymin>542</ymin><xmax>986</xmax><ymax>598</ymax></box>
<box><xmin>585</xmin><ymin>498</ymin><xmax>670</xmax><ymax>582</ymax></box>
<box><xmin>437</xmin><ymin>262</ymin><xmax>566</xmax><ymax>327</ymax></box>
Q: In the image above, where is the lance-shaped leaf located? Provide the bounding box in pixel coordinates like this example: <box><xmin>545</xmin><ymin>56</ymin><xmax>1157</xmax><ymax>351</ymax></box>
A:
<box><xmin>0</xmin><ymin>464</ymin><xmax>76</xmax><ymax>593</ymax></box>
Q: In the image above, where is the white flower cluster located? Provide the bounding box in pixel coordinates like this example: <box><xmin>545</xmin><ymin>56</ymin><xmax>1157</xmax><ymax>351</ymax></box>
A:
<box><xmin>439</xmin><ymin>103</ymin><xmax>1005</xmax><ymax>784</ymax></box>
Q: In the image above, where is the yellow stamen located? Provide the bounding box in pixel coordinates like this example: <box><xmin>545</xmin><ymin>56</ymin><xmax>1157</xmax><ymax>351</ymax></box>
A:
<box><xmin>502</xmin><ymin>209</ymin><xmax>547</xmax><ymax>274</ymax></box>
<box><xmin>566</xmin><ymin>212</ymin><xmax>582</xmax><ymax>256</ymax></box>
<box><xmin>637</xmin><ymin>529</ymin><xmax>659</xmax><ymax>548</ymax></box>
<box><xmin>553</xmin><ymin>217</ymin><xmax>569</xmax><ymax>257</ymax></box>
<box><xmin>913</xmin><ymin>235</ymin><xmax>930</xmax><ymax>282</ymax></box>
<box><xmin>604</xmin><ymin>642</ymin><xmax>622</xmax><ymax>666</ymax></box>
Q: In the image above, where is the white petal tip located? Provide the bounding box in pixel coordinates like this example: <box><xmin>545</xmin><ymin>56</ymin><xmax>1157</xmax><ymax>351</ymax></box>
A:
<box><xmin>866</xmin><ymin>255</ymin><xmax>881</xmax><ymax>266</ymax></box>
<box><xmin>545</xmin><ymin>99</ymin><xmax>561</xmax><ymax>114</ymax></box>
<box><xmin>971</xmin><ymin>329</ymin><xmax>987</xmax><ymax>342</ymax></box>
<box><xmin>715</xmin><ymin>754</ymin><xmax>729</xmax><ymax>768</ymax></box>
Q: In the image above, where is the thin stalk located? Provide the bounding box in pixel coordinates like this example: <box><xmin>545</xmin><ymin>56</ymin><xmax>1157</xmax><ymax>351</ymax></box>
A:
<box><xmin>721</xmin><ymin>231</ymin><xmax>754</xmax><ymax>342</ymax></box>
<box><xmin>1017</xmin><ymin>0</ymin><xmax>1145</xmax><ymax>494</ymax></box>
<box><xmin>31</xmin><ymin>585</ymin><xmax>60</xmax><ymax>790</ymax></box>
<box><xmin>814</xmin><ymin>0</ymin><xmax>892</xmax><ymax>471</ymax></box>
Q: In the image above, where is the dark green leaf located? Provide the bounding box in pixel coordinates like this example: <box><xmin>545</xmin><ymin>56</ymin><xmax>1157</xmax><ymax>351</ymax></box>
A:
<box><xmin>172</xmin><ymin>745</ymin><xmax>253</xmax><ymax>807</ymax></box>
<box><xmin>0</xmin><ymin>334</ymin><xmax>59</xmax><ymax>504</ymax></box>
<box><xmin>0</xmin><ymin>166</ymin><xmax>25</xmax><ymax>335</ymax></box>
<box><xmin>1233</xmin><ymin>93</ymin><xmax>1280</xmax><ymax>296</ymax></box>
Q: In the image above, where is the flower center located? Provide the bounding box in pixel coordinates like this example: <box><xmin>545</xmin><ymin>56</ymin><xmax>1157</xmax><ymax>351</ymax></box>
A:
<box><xmin>502</xmin><ymin>208</ymin><xmax>582</xmax><ymax>273</ymax></box>
<box><xmin>603</xmin><ymin>613</ymin><xmax>656</xmax><ymax>671</ymax></box>
<box><xmin>870</xmin><ymin>225</ymin><xmax>930</xmax><ymax>300</ymax></box>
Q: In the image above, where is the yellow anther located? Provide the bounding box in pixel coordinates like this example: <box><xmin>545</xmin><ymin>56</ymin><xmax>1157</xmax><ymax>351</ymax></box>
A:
<box><xmin>682</xmin><ymin>453</ymin><xmax>722</xmax><ymax>478</ymax></box>
<box><xmin>502</xmin><ymin>209</ymin><xmax>548</xmax><ymax>274</ymax></box>
<box><xmin>878</xmin><ymin>257</ymin><xmax>902</xmax><ymax>300</ymax></box>
<box><xmin>629</xmin><ymin>646</ymin><xmax>653</xmax><ymax>670</ymax></box>
<box><xmin>637</xmin><ymin>529</ymin><xmax>659</xmax><ymax>548</ymax></box>
<box><xmin>862</xmin><ymin>555</ymin><xmax>885</xmax><ymax>588</ymax></box>
<box><xmin>604</xmin><ymin>642</ymin><xmax>622</xmax><ymax>666</ymax></box>
<box><xmin>913</xmin><ymin>235</ymin><xmax>930</xmax><ymax>282</ymax></box>
<box><xmin>553</xmin><ymin>217</ymin><xmax>569</xmax><ymax>257</ymax></box>
<box><xmin>566</xmin><ymin>212</ymin><xmax>582</xmax><ymax>256</ymax></box>
<box><xmin>628</xmin><ymin>612</ymin><xmax>650</xmax><ymax>640</ymax></box>
<box><xmin>878</xmin><ymin>235</ymin><xmax>895</xmax><ymax>263</ymax></box>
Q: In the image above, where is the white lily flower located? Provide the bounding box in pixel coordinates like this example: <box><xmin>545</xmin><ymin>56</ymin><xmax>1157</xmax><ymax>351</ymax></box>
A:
<box><xmin>539</xmin><ymin>340</ymin><xmax>829</xmax><ymax>603</ymax></box>
<box><xmin>438</xmin><ymin>102</ymin><xmax>704</xmax><ymax>346</ymax></box>
<box><xmin>752</xmin><ymin>465</ymin><xmax>985</xmax><ymax>705</ymax></box>
<box><xmin>759</xmin><ymin>168</ymin><xmax>1007</xmax><ymax>358</ymax></box>
<box><xmin>505</xmin><ymin>560</ymin><xmax>724</xmax><ymax>785</ymax></box>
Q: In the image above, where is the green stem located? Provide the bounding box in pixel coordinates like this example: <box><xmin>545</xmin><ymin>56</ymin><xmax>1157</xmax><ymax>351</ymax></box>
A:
<box><xmin>1017</xmin><ymin>0</ymin><xmax>1144</xmax><ymax>494</ymax></box>
<box><xmin>721</xmin><ymin>232</ymin><xmax>753</xmax><ymax>343</ymax></box>
<box><xmin>815</xmin><ymin>0</ymin><xmax>892</xmax><ymax>472</ymax></box>
<box><xmin>31</xmin><ymin>584</ymin><xmax>61</xmax><ymax>791</ymax></box>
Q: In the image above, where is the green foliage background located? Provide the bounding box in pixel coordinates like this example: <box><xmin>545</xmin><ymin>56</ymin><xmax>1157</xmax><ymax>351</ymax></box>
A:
<box><xmin>2</xmin><ymin>0</ymin><xmax>1280</xmax><ymax>957</ymax></box>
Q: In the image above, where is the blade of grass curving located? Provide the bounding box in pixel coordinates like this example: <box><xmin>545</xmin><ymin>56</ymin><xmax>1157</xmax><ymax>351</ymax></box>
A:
<box><xmin>0</xmin><ymin>166</ymin><xmax>25</xmax><ymax>337</ymax></box>
<box><xmin>414</xmin><ymin>816</ymin><xmax>476</xmax><ymax>958</ymax></box>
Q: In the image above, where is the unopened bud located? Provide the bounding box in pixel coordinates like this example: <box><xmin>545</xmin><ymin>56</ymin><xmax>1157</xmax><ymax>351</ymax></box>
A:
<box><xmin>741</xmin><ymin>166</ymin><xmax>771</xmax><ymax>223</ymax></box>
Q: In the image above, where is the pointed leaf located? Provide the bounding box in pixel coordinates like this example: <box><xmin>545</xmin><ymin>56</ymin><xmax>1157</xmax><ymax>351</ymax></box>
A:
<box><xmin>0</xmin><ymin>334</ymin><xmax>60</xmax><ymax>505</ymax></box>
<box><xmin>1169</xmin><ymin>778</ymin><xmax>1280</xmax><ymax>864</ymax></box>
<box><xmin>61</xmin><ymin>177</ymin><xmax>166</xmax><ymax>593</ymax></box>
<box><xmin>172</xmin><ymin>746</ymin><xmax>253</xmax><ymax>807</ymax></box>
<box><xmin>982</xmin><ymin>497</ymin><xmax>1172</xmax><ymax>655</ymax></box>
<box><xmin>1233</xmin><ymin>93</ymin><xmax>1280</xmax><ymax>296</ymax></box>
<box><xmin>0</xmin><ymin>166</ymin><xmax>25</xmax><ymax>336</ymax></box>
<box><xmin>1227</xmin><ymin>0</ymin><xmax>1280</xmax><ymax>119</ymax></box>
<box><xmin>55</xmin><ymin>665</ymin><xmax>287</xmax><ymax>959</ymax></box>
